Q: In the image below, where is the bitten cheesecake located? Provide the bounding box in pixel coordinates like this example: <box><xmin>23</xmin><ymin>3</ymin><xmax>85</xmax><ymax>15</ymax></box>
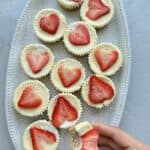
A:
<box><xmin>69</xmin><ymin>121</ymin><xmax>99</xmax><ymax>150</ymax></box>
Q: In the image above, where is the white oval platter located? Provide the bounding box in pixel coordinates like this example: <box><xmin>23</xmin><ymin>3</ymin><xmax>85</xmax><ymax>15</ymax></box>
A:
<box><xmin>5</xmin><ymin>0</ymin><xmax>131</xmax><ymax>149</ymax></box>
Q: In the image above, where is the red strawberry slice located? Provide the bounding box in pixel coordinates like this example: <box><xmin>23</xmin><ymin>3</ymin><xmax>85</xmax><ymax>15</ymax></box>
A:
<box><xmin>58</xmin><ymin>64</ymin><xmax>81</xmax><ymax>87</ymax></box>
<box><xmin>89</xmin><ymin>76</ymin><xmax>114</xmax><ymax>104</ymax></box>
<box><xmin>30</xmin><ymin>127</ymin><xmax>56</xmax><ymax>150</ymax></box>
<box><xmin>80</xmin><ymin>128</ymin><xmax>99</xmax><ymax>150</ymax></box>
<box><xmin>86</xmin><ymin>0</ymin><xmax>110</xmax><ymax>20</ymax></box>
<box><xmin>18</xmin><ymin>86</ymin><xmax>42</xmax><ymax>109</ymax></box>
<box><xmin>95</xmin><ymin>49</ymin><xmax>119</xmax><ymax>72</ymax></box>
<box><xmin>52</xmin><ymin>96</ymin><xmax>78</xmax><ymax>128</ymax></box>
<box><xmin>69</xmin><ymin>24</ymin><xmax>90</xmax><ymax>45</ymax></box>
<box><xmin>39</xmin><ymin>13</ymin><xmax>59</xmax><ymax>34</ymax></box>
<box><xmin>27</xmin><ymin>51</ymin><xmax>49</xmax><ymax>73</ymax></box>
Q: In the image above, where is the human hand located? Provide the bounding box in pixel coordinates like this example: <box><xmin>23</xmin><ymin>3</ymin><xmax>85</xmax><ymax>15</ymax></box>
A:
<box><xmin>93</xmin><ymin>123</ymin><xmax>150</xmax><ymax>150</ymax></box>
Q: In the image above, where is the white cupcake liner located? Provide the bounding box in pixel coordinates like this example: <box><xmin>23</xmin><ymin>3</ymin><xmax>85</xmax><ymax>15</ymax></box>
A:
<box><xmin>13</xmin><ymin>80</ymin><xmax>50</xmax><ymax>117</ymax></box>
<box><xmin>50</xmin><ymin>58</ymin><xmax>86</xmax><ymax>93</ymax></box>
<box><xmin>63</xmin><ymin>21</ymin><xmax>97</xmax><ymax>56</ymax></box>
<box><xmin>23</xmin><ymin>120</ymin><xmax>59</xmax><ymax>150</ymax></box>
<box><xmin>80</xmin><ymin>0</ymin><xmax>114</xmax><ymax>29</ymax></box>
<box><xmin>21</xmin><ymin>43</ymin><xmax>55</xmax><ymax>79</ymax></box>
<box><xmin>81</xmin><ymin>74</ymin><xmax>116</xmax><ymax>109</ymax></box>
<box><xmin>48</xmin><ymin>93</ymin><xmax>83</xmax><ymax>129</ymax></box>
<box><xmin>34</xmin><ymin>8</ymin><xmax>67</xmax><ymax>43</ymax></box>
<box><xmin>88</xmin><ymin>43</ymin><xmax>123</xmax><ymax>76</ymax></box>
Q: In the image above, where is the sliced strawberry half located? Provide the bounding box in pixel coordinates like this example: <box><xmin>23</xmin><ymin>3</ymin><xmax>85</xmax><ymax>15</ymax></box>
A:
<box><xmin>18</xmin><ymin>86</ymin><xmax>42</xmax><ymax>109</ymax></box>
<box><xmin>80</xmin><ymin>128</ymin><xmax>99</xmax><ymax>150</ymax></box>
<box><xmin>39</xmin><ymin>13</ymin><xmax>59</xmax><ymax>34</ymax></box>
<box><xmin>58</xmin><ymin>64</ymin><xmax>82</xmax><ymax>87</ymax></box>
<box><xmin>69</xmin><ymin>24</ymin><xmax>90</xmax><ymax>46</ymax></box>
<box><xmin>27</xmin><ymin>51</ymin><xmax>49</xmax><ymax>73</ymax></box>
<box><xmin>52</xmin><ymin>96</ymin><xmax>78</xmax><ymax>128</ymax></box>
<box><xmin>89</xmin><ymin>76</ymin><xmax>114</xmax><ymax>104</ymax></box>
<box><xmin>95</xmin><ymin>49</ymin><xmax>119</xmax><ymax>72</ymax></box>
<box><xmin>30</xmin><ymin>127</ymin><xmax>56</xmax><ymax>150</ymax></box>
<box><xmin>86</xmin><ymin>0</ymin><xmax>110</xmax><ymax>20</ymax></box>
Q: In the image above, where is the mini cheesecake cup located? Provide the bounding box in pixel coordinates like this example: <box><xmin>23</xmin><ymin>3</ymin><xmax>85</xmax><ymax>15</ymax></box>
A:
<box><xmin>88</xmin><ymin>43</ymin><xmax>123</xmax><ymax>76</ymax></box>
<box><xmin>34</xmin><ymin>9</ymin><xmax>67</xmax><ymax>43</ymax></box>
<box><xmin>13</xmin><ymin>80</ymin><xmax>50</xmax><ymax>117</ymax></box>
<box><xmin>51</xmin><ymin>58</ymin><xmax>86</xmax><ymax>93</ymax></box>
<box><xmin>58</xmin><ymin>0</ymin><xmax>84</xmax><ymax>10</ymax></box>
<box><xmin>21</xmin><ymin>44</ymin><xmax>55</xmax><ymax>79</ymax></box>
<box><xmin>23</xmin><ymin>120</ymin><xmax>59</xmax><ymax>150</ymax></box>
<box><xmin>63</xmin><ymin>21</ymin><xmax>97</xmax><ymax>56</ymax></box>
<box><xmin>48</xmin><ymin>93</ymin><xmax>82</xmax><ymax>129</ymax></box>
<box><xmin>81</xmin><ymin>74</ymin><xmax>116</xmax><ymax>109</ymax></box>
<box><xmin>80</xmin><ymin>0</ymin><xmax>114</xmax><ymax>28</ymax></box>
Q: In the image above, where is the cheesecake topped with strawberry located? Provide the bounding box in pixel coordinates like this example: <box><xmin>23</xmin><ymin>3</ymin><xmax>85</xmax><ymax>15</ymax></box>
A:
<box><xmin>34</xmin><ymin>9</ymin><xmax>66</xmax><ymax>43</ymax></box>
<box><xmin>70</xmin><ymin>121</ymin><xmax>99</xmax><ymax>150</ymax></box>
<box><xmin>58</xmin><ymin>0</ymin><xmax>84</xmax><ymax>10</ymax></box>
<box><xmin>63</xmin><ymin>21</ymin><xmax>97</xmax><ymax>56</ymax></box>
<box><xmin>89</xmin><ymin>43</ymin><xmax>123</xmax><ymax>76</ymax></box>
<box><xmin>51</xmin><ymin>58</ymin><xmax>85</xmax><ymax>93</ymax></box>
<box><xmin>80</xmin><ymin>0</ymin><xmax>114</xmax><ymax>28</ymax></box>
<box><xmin>13</xmin><ymin>80</ymin><xmax>49</xmax><ymax>117</ymax></box>
<box><xmin>48</xmin><ymin>93</ymin><xmax>82</xmax><ymax>129</ymax></box>
<box><xmin>21</xmin><ymin>44</ymin><xmax>54</xmax><ymax>79</ymax></box>
<box><xmin>81</xmin><ymin>74</ymin><xmax>116</xmax><ymax>108</ymax></box>
<box><xmin>23</xmin><ymin>120</ymin><xmax>59</xmax><ymax>150</ymax></box>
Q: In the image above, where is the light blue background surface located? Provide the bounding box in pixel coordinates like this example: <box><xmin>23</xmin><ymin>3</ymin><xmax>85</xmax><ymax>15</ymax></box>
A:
<box><xmin>0</xmin><ymin>0</ymin><xmax>150</xmax><ymax>149</ymax></box>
